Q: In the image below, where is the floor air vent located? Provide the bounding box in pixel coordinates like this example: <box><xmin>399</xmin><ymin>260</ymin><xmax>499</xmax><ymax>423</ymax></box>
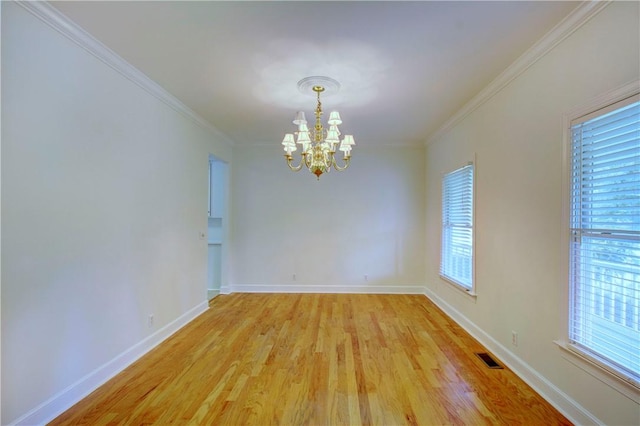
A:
<box><xmin>475</xmin><ymin>352</ymin><xmax>503</xmax><ymax>369</ymax></box>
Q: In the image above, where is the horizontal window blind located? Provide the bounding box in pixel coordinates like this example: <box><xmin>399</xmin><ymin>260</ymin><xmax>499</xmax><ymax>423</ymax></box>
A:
<box><xmin>569</xmin><ymin>95</ymin><xmax>640</xmax><ymax>384</ymax></box>
<box><xmin>441</xmin><ymin>164</ymin><xmax>474</xmax><ymax>290</ymax></box>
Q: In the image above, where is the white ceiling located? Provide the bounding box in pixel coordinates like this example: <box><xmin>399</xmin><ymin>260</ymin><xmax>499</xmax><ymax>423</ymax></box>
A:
<box><xmin>52</xmin><ymin>1</ymin><xmax>580</xmax><ymax>146</ymax></box>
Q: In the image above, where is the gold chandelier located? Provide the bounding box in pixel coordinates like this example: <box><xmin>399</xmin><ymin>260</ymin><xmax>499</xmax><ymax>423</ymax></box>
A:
<box><xmin>281</xmin><ymin>77</ymin><xmax>355</xmax><ymax>179</ymax></box>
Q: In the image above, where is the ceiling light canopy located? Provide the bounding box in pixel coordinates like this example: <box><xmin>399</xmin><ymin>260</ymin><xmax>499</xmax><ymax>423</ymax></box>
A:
<box><xmin>282</xmin><ymin>76</ymin><xmax>355</xmax><ymax>179</ymax></box>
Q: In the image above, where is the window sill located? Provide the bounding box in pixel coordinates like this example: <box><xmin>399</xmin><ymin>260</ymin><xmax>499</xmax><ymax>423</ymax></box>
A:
<box><xmin>439</xmin><ymin>275</ymin><xmax>477</xmax><ymax>300</ymax></box>
<box><xmin>554</xmin><ymin>340</ymin><xmax>640</xmax><ymax>403</ymax></box>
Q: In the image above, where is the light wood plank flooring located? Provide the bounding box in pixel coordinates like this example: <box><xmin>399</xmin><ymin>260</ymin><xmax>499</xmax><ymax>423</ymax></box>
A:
<box><xmin>50</xmin><ymin>293</ymin><xmax>571</xmax><ymax>425</ymax></box>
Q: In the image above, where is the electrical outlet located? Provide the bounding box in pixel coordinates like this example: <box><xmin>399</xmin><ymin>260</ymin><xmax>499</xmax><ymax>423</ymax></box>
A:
<box><xmin>511</xmin><ymin>331</ymin><xmax>518</xmax><ymax>347</ymax></box>
<box><xmin>364</xmin><ymin>274</ymin><xmax>368</xmax><ymax>281</ymax></box>
<box><xmin>292</xmin><ymin>273</ymin><xmax>296</xmax><ymax>281</ymax></box>
<box><xmin>148</xmin><ymin>314</ymin><xmax>154</xmax><ymax>328</ymax></box>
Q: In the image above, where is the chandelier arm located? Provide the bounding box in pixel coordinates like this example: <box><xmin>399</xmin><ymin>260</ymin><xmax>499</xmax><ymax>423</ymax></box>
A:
<box><xmin>331</xmin><ymin>154</ymin><xmax>351</xmax><ymax>171</ymax></box>
<box><xmin>325</xmin><ymin>150</ymin><xmax>333</xmax><ymax>172</ymax></box>
<box><xmin>303</xmin><ymin>150</ymin><xmax>312</xmax><ymax>169</ymax></box>
<box><xmin>285</xmin><ymin>154</ymin><xmax>305</xmax><ymax>172</ymax></box>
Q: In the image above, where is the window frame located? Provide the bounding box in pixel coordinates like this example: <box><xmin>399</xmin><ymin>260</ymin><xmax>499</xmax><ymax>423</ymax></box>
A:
<box><xmin>440</xmin><ymin>162</ymin><xmax>476</xmax><ymax>295</ymax></box>
<box><xmin>558</xmin><ymin>81</ymin><xmax>640</xmax><ymax>402</ymax></box>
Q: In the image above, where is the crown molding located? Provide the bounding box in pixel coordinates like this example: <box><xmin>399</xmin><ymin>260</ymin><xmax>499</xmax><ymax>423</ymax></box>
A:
<box><xmin>425</xmin><ymin>0</ymin><xmax>611</xmax><ymax>146</ymax></box>
<box><xmin>15</xmin><ymin>0</ymin><xmax>235</xmax><ymax>146</ymax></box>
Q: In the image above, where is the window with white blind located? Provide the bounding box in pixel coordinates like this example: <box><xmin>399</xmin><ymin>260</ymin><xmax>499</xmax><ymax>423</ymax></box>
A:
<box><xmin>441</xmin><ymin>163</ymin><xmax>474</xmax><ymax>291</ymax></box>
<box><xmin>569</xmin><ymin>94</ymin><xmax>640</xmax><ymax>386</ymax></box>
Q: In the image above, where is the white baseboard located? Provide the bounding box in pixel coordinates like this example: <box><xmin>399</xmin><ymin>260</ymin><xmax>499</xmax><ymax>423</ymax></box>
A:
<box><xmin>422</xmin><ymin>286</ymin><xmax>601</xmax><ymax>426</ymax></box>
<box><xmin>230</xmin><ymin>284</ymin><xmax>426</xmax><ymax>294</ymax></box>
<box><xmin>11</xmin><ymin>301</ymin><xmax>209</xmax><ymax>426</ymax></box>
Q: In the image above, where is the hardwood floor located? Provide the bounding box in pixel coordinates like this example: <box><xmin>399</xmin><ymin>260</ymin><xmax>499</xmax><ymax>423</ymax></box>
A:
<box><xmin>50</xmin><ymin>293</ymin><xmax>571</xmax><ymax>425</ymax></box>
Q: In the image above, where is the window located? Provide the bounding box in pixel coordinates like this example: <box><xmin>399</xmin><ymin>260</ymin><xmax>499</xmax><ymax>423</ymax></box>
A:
<box><xmin>441</xmin><ymin>163</ymin><xmax>474</xmax><ymax>291</ymax></box>
<box><xmin>569</xmin><ymin>94</ymin><xmax>640</xmax><ymax>386</ymax></box>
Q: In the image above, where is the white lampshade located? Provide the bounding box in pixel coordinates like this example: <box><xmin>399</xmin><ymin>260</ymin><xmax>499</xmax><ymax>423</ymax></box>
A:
<box><xmin>293</xmin><ymin>111</ymin><xmax>307</xmax><ymax>125</ymax></box>
<box><xmin>282</xmin><ymin>134</ymin><xmax>296</xmax><ymax>153</ymax></box>
<box><xmin>282</xmin><ymin>133</ymin><xmax>295</xmax><ymax>145</ymax></box>
<box><xmin>327</xmin><ymin>111</ymin><xmax>342</xmax><ymax>125</ymax></box>
<box><xmin>325</xmin><ymin>128</ymin><xmax>340</xmax><ymax>144</ymax></box>
<box><xmin>339</xmin><ymin>143</ymin><xmax>352</xmax><ymax>153</ymax></box>
<box><xmin>329</xmin><ymin>125</ymin><xmax>341</xmax><ymax>136</ymax></box>
<box><xmin>296</xmin><ymin>131</ymin><xmax>311</xmax><ymax>144</ymax></box>
<box><xmin>298</xmin><ymin>122</ymin><xmax>309</xmax><ymax>132</ymax></box>
<box><xmin>342</xmin><ymin>135</ymin><xmax>355</xmax><ymax>145</ymax></box>
<box><xmin>339</xmin><ymin>135</ymin><xmax>354</xmax><ymax>153</ymax></box>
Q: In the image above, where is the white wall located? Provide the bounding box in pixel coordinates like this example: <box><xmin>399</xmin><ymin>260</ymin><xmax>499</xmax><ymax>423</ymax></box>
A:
<box><xmin>4</xmin><ymin>1</ymin><xmax>637</xmax><ymax>424</ymax></box>
<box><xmin>231</xmin><ymin>145</ymin><xmax>425</xmax><ymax>293</ymax></box>
<box><xmin>424</xmin><ymin>2</ymin><xmax>639</xmax><ymax>425</ymax></box>
<box><xmin>1</xmin><ymin>3</ymin><xmax>231</xmax><ymax>424</ymax></box>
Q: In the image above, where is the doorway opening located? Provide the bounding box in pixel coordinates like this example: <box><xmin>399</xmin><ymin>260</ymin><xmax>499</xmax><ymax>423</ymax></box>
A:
<box><xmin>207</xmin><ymin>155</ymin><xmax>228</xmax><ymax>300</ymax></box>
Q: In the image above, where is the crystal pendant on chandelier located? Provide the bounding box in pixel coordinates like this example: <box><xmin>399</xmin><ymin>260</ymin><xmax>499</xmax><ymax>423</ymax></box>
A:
<box><xmin>281</xmin><ymin>77</ymin><xmax>355</xmax><ymax>180</ymax></box>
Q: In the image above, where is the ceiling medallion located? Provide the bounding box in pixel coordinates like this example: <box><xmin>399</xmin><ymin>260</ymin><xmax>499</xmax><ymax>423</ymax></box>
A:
<box><xmin>297</xmin><ymin>76</ymin><xmax>341</xmax><ymax>97</ymax></box>
<box><xmin>281</xmin><ymin>76</ymin><xmax>355</xmax><ymax>180</ymax></box>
